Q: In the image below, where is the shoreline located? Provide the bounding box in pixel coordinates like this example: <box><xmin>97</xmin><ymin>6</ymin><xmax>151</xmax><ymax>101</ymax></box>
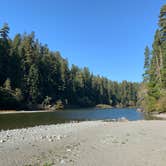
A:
<box><xmin>1</xmin><ymin>120</ymin><xmax>166</xmax><ymax>166</ymax></box>
<box><xmin>151</xmin><ymin>113</ymin><xmax>166</xmax><ymax>119</ymax></box>
<box><xmin>0</xmin><ymin>107</ymin><xmax>138</xmax><ymax>115</ymax></box>
<box><xmin>0</xmin><ymin>110</ymin><xmax>51</xmax><ymax>114</ymax></box>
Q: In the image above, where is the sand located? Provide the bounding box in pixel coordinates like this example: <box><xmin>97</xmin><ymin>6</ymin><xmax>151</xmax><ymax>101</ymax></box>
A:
<box><xmin>0</xmin><ymin>110</ymin><xmax>49</xmax><ymax>114</ymax></box>
<box><xmin>153</xmin><ymin>113</ymin><xmax>166</xmax><ymax>119</ymax></box>
<box><xmin>0</xmin><ymin>120</ymin><xmax>166</xmax><ymax>166</ymax></box>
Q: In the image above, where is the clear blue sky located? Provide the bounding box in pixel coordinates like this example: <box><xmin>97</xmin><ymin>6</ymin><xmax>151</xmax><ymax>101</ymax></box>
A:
<box><xmin>0</xmin><ymin>0</ymin><xmax>165</xmax><ymax>82</ymax></box>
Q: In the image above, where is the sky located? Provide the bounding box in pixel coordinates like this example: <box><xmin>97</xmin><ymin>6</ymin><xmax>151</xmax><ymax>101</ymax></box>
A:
<box><xmin>0</xmin><ymin>0</ymin><xmax>165</xmax><ymax>82</ymax></box>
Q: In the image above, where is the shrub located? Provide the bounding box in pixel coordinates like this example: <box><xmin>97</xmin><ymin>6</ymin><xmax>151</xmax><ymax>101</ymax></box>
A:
<box><xmin>51</xmin><ymin>99</ymin><xmax>64</xmax><ymax>111</ymax></box>
<box><xmin>42</xmin><ymin>96</ymin><xmax>52</xmax><ymax>109</ymax></box>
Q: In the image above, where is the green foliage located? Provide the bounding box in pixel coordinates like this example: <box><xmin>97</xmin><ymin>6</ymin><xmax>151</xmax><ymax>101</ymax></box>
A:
<box><xmin>0</xmin><ymin>23</ymin><xmax>9</xmax><ymax>40</ymax></box>
<box><xmin>3</xmin><ymin>78</ymin><xmax>11</xmax><ymax>90</ymax></box>
<box><xmin>77</xmin><ymin>96</ymin><xmax>95</xmax><ymax>107</ymax></box>
<box><xmin>15</xmin><ymin>88</ymin><xmax>23</xmax><ymax>102</ymax></box>
<box><xmin>0</xmin><ymin>23</ymin><xmax>138</xmax><ymax>110</ymax></box>
<box><xmin>42</xmin><ymin>96</ymin><xmax>52</xmax><ymax>109</ymax></box>
<box><xmin>0</xmin><ymin>87</ymin><xmax>21</xmax><ymax>109</ymax></box>
<box><xmin>159</xmin><ymin>5</ymin><xmax>166</xmax><ymax>41</ymax></box>
<box><xmin>143</xmin><ymin>46</ymin><xmax>150</xmax><ymax>82</ymax></box>
<box><xmin>43</xmin><ymin>163</ymin><xmax>53</xmax><ymax>166</ymax></box>
<box><xmin>28</xmin><ymin>64</ymin><xmax>40</xmax><ymax>104</ymax></box>
<box><xmin>156</xmin><ymin>90</ymin><xmax>166</xmax><ymax>112</ymax></box>
<box><xmin>52</xmin><ymin>100</ymin><xmax>64</xmax><ymax>111</ymax></box>
<box><xmin>0</xmin><ymin>23</ymin><xmax>11</xmax><ymax>86</ymax></box>
<box><xmin>146</xmin><ymin>96</ymin><xmax>157</xmax><ymax>112</ymax></box>
<box><xmin>140</xmin><ymin>4</ymin><xmax>166</xmax><ymax>112</ymax></box>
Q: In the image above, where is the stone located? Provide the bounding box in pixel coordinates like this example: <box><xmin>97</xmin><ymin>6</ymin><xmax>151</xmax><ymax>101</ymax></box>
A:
<box><xmin>0</xmin><ymin>140</ymin><xmax>5</xmax><ymax>143</ymax></box>
<box><xmin>57</xmin><ymin>135</ymin><xmax>61</xmax><ymax>140</ymax></box>
<box><xmin>118</xmin><ymin>117</ymin><xmax>129</xmax><ymax>122</ymax></box>
<box><xmin>60</xmin><ymin>159</ymin><xmax>65</xmax><ymax>164</ymax></box>
<box><xmin>41</xmin><ymin>136</ymin><xmax>46</xmax><ymax>139</ymax></box>
<box><xmin>66</xmin><ymin>148</ymin><xmax>71</xmax><ymax>152</ymax></box>
<box><xmin>48</xmin><ymin>138</ymin><xmax>53</xmax><ymax>142</ymax></box>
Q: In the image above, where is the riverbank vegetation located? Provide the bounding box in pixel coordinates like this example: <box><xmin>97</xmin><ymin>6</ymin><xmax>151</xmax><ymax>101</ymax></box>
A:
<box><xmin>138</xmin><ymin>4</ymin><xmax>166</xmax><ymax>113</ymax></box>
<box><xmin>0</xmin><ymin>24</ymin><xmax>138</xmax><ymax>110</ymax></box>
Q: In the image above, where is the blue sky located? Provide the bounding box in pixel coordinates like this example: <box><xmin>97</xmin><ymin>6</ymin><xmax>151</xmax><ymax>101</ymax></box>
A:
<box><xmin>0</xmin><ymin>0</ymin><xmax>165</xmax><ymax>82</ymax></box>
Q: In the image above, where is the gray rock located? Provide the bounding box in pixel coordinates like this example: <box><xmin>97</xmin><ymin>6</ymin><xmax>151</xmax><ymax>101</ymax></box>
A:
<box><xmin>60</xmin><ymin>159</ymin><xmax>65</xmax><ymax>164</ymax></box>
<box><xmin>57</xmin><ymin>135</ymin><xmax>62</xmax><ymax>140</ymax></box>
<box><xmin>48</xmin><ymin>138</ymin><xmax>53</xmax><ymax>142</ymax></box>
<box><xmin>40</xmin><ymin>136</ymin><xmax>46</xmax><ymax>139</ymax></box>
<box><xmin>0</xmin><ymin>140</ymin><xmax>5</xmax><ymax>143</ymax></box>
<box><xmin>118</xmin><ymin>117</ymin><xmax>129</xmax><ymax>122</ymax></box>
<box><xmin>66</xmin><ymin>148</ymin><xmax>71</xmax><ymax>152</ymax></box>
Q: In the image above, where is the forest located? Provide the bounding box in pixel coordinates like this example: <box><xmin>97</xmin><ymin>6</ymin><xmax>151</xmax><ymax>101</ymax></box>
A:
<box><xmin>0</xmin><ymin>23</ymin><xmax>138</xmax><ymax>110</ymax></box>
<box><xmin>138</xmin><ymin>4</ymin><xmax>166</xmax><ymax>113</ymax></box>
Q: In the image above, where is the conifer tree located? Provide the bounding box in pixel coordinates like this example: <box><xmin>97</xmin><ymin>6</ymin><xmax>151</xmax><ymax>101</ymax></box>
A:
<box><xmin>143</xmin><ymin>46</ymin><xmax>150</xmax><ymax>82</ymax></box>
<box><xmin>0</xmin><ymin>23</ymin><xmax>9</xmax><ymax>40</ymax></box>
<box><xmin>0</xmin><ymin>23</ymin><xmax>138</xmax><ymax>109</ymax></box>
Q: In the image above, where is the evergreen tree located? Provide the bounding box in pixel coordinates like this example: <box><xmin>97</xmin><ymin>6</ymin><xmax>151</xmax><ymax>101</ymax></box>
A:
<box><xmin>140</xmin><ymin>4</ymin><xmax>166</xmax><ymax>112</ymax></box>
<box><xmin>0</xmin><ymin>23</ymin><xmax>9</xmax><ymax>40</ymax></box>
<box><xmin>27</xmin><ymin>64</ymin><xmax>40</xmax><ymax>104</ymax></box>
<box><xmin>0</xmin><ymin>23</ymin><xmax>138</xmax><ymax>110</ymax></box>
<box><xmin>143</xmin><ymin>46</ymin><xmax>150</xmax><ymax>82</ymax></box>
<box><xmin>0</xmin><ymin>23</ymin><xmax>10</xmax><ymax>85</ymax></box>
<box><xmin>3</xmin><ymin>78</ymin><xmax>11</xmax><ymax>91</ymax></box>
<box><xmin>159</xmin><ymin>5</ymin><xmax>166</xmax><ymax>41</ymax></box>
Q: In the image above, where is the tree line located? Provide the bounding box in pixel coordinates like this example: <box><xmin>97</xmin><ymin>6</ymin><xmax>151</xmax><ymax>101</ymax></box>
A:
<box><xmin>0</xmin><ymin>23</ymin><xmax>138</xmax><ymax>110</ymax></box>
<box><xmin>138</xmin><ymin>4</ymin><xmax>166</xmax><ymax>112</ymax></box>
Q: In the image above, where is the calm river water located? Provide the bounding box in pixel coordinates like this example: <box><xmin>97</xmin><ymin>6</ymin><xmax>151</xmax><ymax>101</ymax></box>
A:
<box><xmin>0</xmin><ymin>108</ymin><xmax>153</xmax><ymax>130</ymax></box>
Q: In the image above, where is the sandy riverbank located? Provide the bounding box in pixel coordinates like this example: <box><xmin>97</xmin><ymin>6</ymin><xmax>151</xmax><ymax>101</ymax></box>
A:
<box><xmin>0</xmin><ymin>110</ymin><xmax>50</xmax><ymax>114</ymax></box>
<box><xmin>1</xmin><ymin>120</ymin><xmax>166</xmax><ymax>166</ymax></box>
<box><xmin>152</xmin><ymin>113</ymin><xmax>166</xmax><ymax>119</ymax></box>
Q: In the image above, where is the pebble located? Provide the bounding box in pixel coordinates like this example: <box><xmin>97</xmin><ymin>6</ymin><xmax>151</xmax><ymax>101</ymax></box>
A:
<box><xmin>0</xmin><ymin>140</ymin><xmax>5</xmax><ymax>143</ymax></box>
<box><xmin>66</xmin><ymin>148</ymin><xmax>71</xmax><ymax>152</ymax></box>
<box><xmin>43</xmin><ymin>136</ymin><xmax>47</xmax><ymax>139</ymax></box>
<box><xmin>57</xmin><ymin>135</ymin><xmax>61</xmax><ymax>140</ymax></box>
<box><xmin>60</xmin><ymin>159</ymin><xmax>65</xmax><ymax>164</ymax></box>
<box><xmin>48</xmin><ymin>138</ymin><xmax>53</xmax><ymax>142</ymax></box>
<box><xmin>118</xmin><ymin>117</ymin><xmax>129</xmax><ymax>122</ymax></box>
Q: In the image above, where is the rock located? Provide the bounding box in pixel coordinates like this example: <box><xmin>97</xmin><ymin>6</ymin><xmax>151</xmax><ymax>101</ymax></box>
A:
<box><xmin>121</xmin><ymin>141</ymin><xmax>126</xmax><ymax>144</ymax></box>
<box><xmin>118</xmin><ymin>117</ymin><xmax>129</xmax><ymax>122</ymax></box>
<box><xmin>40</xmin><ymin>136</ymin><xmax>46</xmax><ymax>139</ymax></box>
<box><xmin>48</xmin><ymin>138</ymin><xmax>53</xmax><ymax>142</ymax></box>
<box><xmin>0</xmin><ymin>140</ymin><xmax>5</xmax><ymax>143</ymax></box>
<box><xmin>57</xmin><ymin>135</ymin><xmax>62</xmax><ymax>140</ymax></box>
<box><xmin>137</xmin><ymin>108</ymin><xmax>143</xmax><ymax>112</ymax></box>
<box><xmin>60</xmin><ymin>159</ymin><xmax>65</xmax><ymax>164</ymax></box>
<box><xmin>112</xmin><ymin>119</ymin><xmax>116</xmax><ymax>122</ymax></box>
<box><xmin>66</xmin><ymin>148</ymin><xmax>71</xmax><ymax>152</ymax></box>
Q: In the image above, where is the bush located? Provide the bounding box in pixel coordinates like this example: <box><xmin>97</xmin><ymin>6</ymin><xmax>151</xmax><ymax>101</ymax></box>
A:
<box><xmin>77</xmin><ymin>96</ymin><xmax>95</xmax><ymax>107</ymax></box>
<box><xmin>146</xmin><ymin>96</ymin><xmax>157</xmax><ymax>112</ymax></box>
<box><xmin>51</xmin><ymin>99</ymin><xmax>64</xmax><ymax>111</ymax></box>
<box><xmin>156</xmin><ymin>90</ymin><xmax>166</xmax><ymax>113</ymax></box>
<box><xmin>42</xmin><ymin>96</ymin><xmax>52</xmax><ymax>109</ymax></box>
<box><xmin>0</xmin><ymin>87</ymin><xmax>21</xmax><ymax>109</ymax></box>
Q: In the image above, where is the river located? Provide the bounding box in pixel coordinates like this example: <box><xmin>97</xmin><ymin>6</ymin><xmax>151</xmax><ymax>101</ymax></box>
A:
<box><xmin>0</xmin><ymin>108</ymin><xmax>152</xmax><ymax>130</ymax></box>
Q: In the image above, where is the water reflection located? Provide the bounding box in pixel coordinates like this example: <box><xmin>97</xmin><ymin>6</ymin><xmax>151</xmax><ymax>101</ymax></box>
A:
<box><xmin>0</xmin><ymin>108</ymin><xmax>158</xmax><ymax>130</ymax></box>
